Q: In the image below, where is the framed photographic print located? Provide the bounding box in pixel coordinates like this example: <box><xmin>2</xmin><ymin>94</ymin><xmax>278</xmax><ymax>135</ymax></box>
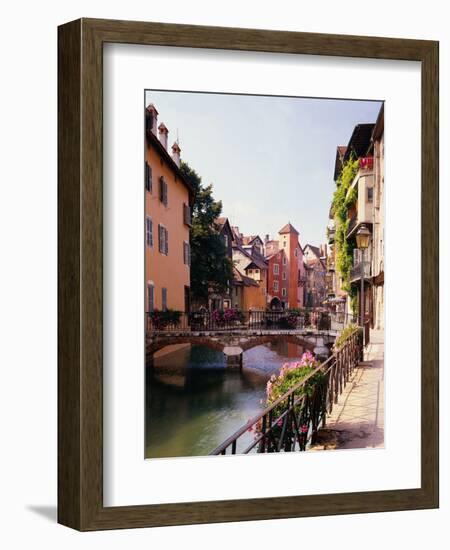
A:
<box><xmin>58</xmin><ymin>18</ymin><xmax>439</xmax><ymax>530</ymax></box>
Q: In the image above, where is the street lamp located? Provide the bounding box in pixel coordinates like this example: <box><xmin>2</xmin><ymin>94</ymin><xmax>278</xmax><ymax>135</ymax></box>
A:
<box><xmin>356</xmin><ymin>224</ymin><xmax>370</xmax><ymax>346</ymax></box>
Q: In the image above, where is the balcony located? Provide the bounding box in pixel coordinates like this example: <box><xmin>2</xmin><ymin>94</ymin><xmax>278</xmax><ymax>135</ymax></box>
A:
<box><xmin>350</xmin><ymin>261</ymin><xmax>372</xmax><ymax>282</ymax></box>
<box><xmin>359</xmin><ymin>156</ymin><xmax>374</xmax><ymax>171</ymax></box>
<box><xmin>346</xmin><ymin>170</ymin><xmax>374</xmax><ymax>240</ymax></box>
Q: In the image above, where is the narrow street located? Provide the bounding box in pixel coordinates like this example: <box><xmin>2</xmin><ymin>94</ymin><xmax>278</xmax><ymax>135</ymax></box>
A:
<box><xmin>312</xmin><ymin>329</ymin><xmax>384</xmax><ymax>450</ymax></box>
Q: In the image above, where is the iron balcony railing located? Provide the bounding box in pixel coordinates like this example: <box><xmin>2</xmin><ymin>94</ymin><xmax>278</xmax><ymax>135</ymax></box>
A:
<box><xmin>209</xmin><ymin>327</ymin><xmax>362</xmax><ymax>455</ymax></box>
<box><xmin>146</xmin><ymin>309</ymin><xmax>335</xmax><ymax>333</ymax></box>
<box><xmin>350</xmin><ymin>261</ymin><xmax>372</xmax><ymax>281</ymax></box>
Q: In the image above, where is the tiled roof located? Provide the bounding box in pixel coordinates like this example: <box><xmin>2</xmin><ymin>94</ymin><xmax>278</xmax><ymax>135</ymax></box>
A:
<box><xmin>278</xmin><ymin>222</ymin><xmax>299</xmax><ymax>235</ymax></box>
<box><xmin>343</xmin><ymin>123</ymin><xmax>375</xmax><ymax>162</ymax></box>
<box><xmin>304</xmin><ymin>244</ymin><xmax>321</xmax><ymax>258</ymax></box>
<box><xmin>232</xmin><ymin>267</ymin><xmax>259</xmax><ymax>287</ymax></box>
<box><xmin>233</xmin><ymin>244</ymin><xmax>268</xmax><ymax>269</ymax></box>
<box><xmin>242</xmin><ymin>235</ymin><xmax>262</xmax><ymax>246</ymax></box>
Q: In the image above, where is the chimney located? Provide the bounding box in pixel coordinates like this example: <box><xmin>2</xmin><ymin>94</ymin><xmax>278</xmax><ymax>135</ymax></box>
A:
<box><xmin>265</xmin><ymin>234</ymin><xmax>270</xmax><ymax>243</ymax></box>
<box><xmin>158</xmin><ymin>122</ymin><xmax>169</xmax><ymax>150</ymax></box>
<box><xmin>171</xmin><ymin>141</ymin><xmax>181</xmax><ymax>167</ymax></box>
<box><xmin>146</xmin><ymin>103</ymin><xmax>158</xmax><ymax>136</ymax></box>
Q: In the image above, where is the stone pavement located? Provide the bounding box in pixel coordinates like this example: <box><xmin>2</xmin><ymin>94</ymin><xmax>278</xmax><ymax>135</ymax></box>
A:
<box><xmin>311</xmin><ymin>329</ymin><xmax>384</xmax><ymax>450</ymax></box>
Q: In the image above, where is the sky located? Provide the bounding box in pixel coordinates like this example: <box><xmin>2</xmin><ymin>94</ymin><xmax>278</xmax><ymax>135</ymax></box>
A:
<box><xmin>145</xmin><ymin>90</ymin><xmax>382</xmax><ymax>247</ymax></box>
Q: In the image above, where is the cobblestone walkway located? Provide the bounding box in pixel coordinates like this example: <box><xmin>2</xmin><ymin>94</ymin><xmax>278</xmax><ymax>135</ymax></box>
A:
<box><xmin>311</xmin><ymin>329</ymin><xmax>384</xmax><ymax>450</ymax></box>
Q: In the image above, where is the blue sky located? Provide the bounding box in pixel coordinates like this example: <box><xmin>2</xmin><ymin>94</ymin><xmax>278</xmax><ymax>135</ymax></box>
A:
<box><xmin>145</xmin><ymin>90</ymin><xmax>382</xmax><ymax>247</ymax></box>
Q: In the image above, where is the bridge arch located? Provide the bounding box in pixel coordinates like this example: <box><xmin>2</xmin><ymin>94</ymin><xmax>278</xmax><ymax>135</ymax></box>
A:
<box><xmin>146</xmin><ymin>336</ymin><xmax>225</xmax><ymax>357</ymax></box>
<box><xmin>239</xmin><ymin>334</ymin><xmax>314</xmax><ymax>353</ymax></box>
<box><xmin>147</xmin><ymin>332</ymin><xmax>320</xmax><ymax>361</ymax></box>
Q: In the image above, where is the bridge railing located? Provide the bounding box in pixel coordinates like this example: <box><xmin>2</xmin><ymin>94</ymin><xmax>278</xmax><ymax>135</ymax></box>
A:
<box><xmin>209</xmin><ymin>327</ymin><xmax>362</xmax><ymax>456</ymax></box>
<box><xmin>146</xmin><ymin>309</ymin><xmax>335</xmax><ymax>333</ymax></box>
<box><xmin>329</xmin><ymin>312</ymin><xmax>358</xmax><ymax>331</ymax></box>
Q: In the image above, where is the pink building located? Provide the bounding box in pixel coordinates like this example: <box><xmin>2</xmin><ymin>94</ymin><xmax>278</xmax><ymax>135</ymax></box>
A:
<box><xmin>265</xmin><ymin>223</ymin><xmax>305</xmax><ymax>309</ymax></box>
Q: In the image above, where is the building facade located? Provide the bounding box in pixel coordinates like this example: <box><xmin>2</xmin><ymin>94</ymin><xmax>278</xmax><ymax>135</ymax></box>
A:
<box><xmin>266</xmin><ymin>249</ymin><xmax>289</xmax><ymax>309</ymax></box>
<box><xmin>328</xmin><ymin>106</ymin><xmax>384</xmax><ymax>329</ymax></box>
<box><xmin>303</xmin><ymin>244</ymin><xmax>327</xmax><ymax>307</ymax></box>
<box><xmin>232</xmin><ymin>237</ymin><xmax>268</xmax><ymax>310</ymax></box>
<box><xmin>145</xmin><ymin>103</ymin><xmax>195</xmax><ymax>315</ymax></box>
<box><xmin>264</xmin><ymin>223</ymin><xmax>305</xmax><ymax>309</ymax></box>
<box><xmin>370</xmin><ymin>105</ymin><xmax>384</xmax><ymax>329</ymax></box>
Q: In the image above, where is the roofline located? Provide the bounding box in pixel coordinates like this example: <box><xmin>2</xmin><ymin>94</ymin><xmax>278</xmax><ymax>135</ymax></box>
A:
<box><xmin>146</xmin><ymin>129</ymin><xmax>195</xmax><ymax>204</ymax></box>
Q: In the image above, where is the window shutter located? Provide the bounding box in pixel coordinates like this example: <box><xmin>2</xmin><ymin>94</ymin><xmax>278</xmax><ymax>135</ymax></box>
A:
<box><xmin>165</xmin><ymin>228</ymin><xmax>169</xmax><ymax>255</ymax></box>
<box><xmin>159</xmin><ymin>177</ymin><xmax>164</xmax><ymax>202</ymax></box>
<box><xmin>183</xmin><ymin>242</ymin><xmax>186</xmax><ymax>264</ymax></box>
<box><xmin>183</xmin><ymin>203</ymin><xmax>191</xmax><ymax>225</ymax></box>
<box><xmin>158</xmin><ymin>224</ymin><xmax>162</xmax><ymax>253</ymax></box>
<box><xmin>146</xmin><ymin>217</ymin><xmax>152</xmax><ymax>247</ymax></box>
<box><xmin>353</xmin><ymin>248</ymin><xmax>361</xmax><ymax>265</ymax></box>
<box><xmin>148</xmin><ymin>284</ymin><xmax>154</xmax><ymax>312</ymax></box>
<box><xmin>145</xmin><ymin>162</ymin><xmax>152</xmax><ymax>192</ymax></box>
<box><xmin>164</xmin><ymin>180</ymin><xmax>168</xmax><ymax>206</ymax></box>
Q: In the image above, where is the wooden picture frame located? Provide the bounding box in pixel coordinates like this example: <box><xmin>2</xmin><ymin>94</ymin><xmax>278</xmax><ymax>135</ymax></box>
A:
<box><xmin>58</xmin><ymin>18</ymin><xmax>439</xmax><ymax>531</ymax></box>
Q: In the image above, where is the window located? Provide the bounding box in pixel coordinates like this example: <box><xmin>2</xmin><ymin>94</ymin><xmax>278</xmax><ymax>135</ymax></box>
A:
<box><xmin>282</xmin><ymin>288</ymin><xmax>287</xmax><ymax>297</ymax></box>
<box><xmin>282</xmin><ymin>271</ymin><xmax>287</xmax><ymax>280</ymax></box>
<box><xmin>294</xmin><ymin>248</ymin><xmax>298</xmax><ymax>257</ymax></box>
<box><xmin>158</xmin><ymin>224</ymin><xmax>168</xmax><ymax>255</ymax></box>
<box><xmin>273</xmin><ymin>264</ymin><xmax>279</xmax><ymax>275</ymax></box>
<box><xmin>147</xmin><ymin>283</ymin><xmax>154</xmax><ymax>312</ymax></box>
<box><xmin>367</xmin><ymin>187</ymin><xmax>374</xmax><ymax>203</ymax></box>
<box><xmin>161</xmin><ymin>288</ymin><xmax>168</xmax><ymax>311</ymax></box>
<box><xmin>145</xmin><ymin>162</ymin><xmax>152</xmax><ymax>192</ymax></box>
<box><xmin>145</xmin><ymin>216</ymin><xmax>153</xmax><ymax>247</ymax></box>
<box><xmin>183</xmin><ymin>241</ymin><xmax>191</xmax><ymax>266</ymax></box>
<box><xmin>283</xmin><ymin>241</ymin><xmax>287</xmax><ymax>248</ymax></box>
<box><xmin>273</xmin><ymin>281</ymin><xmax>279</xmax><ymax>292</ymax></box>
<box><xmin>283</xmin><ymin>256</ymin><xmax>287</xmax><ymax>265</ymax></box>
<box><xmin>223</xmin><ymin>234</ymin><xmax>228</xmax><ymax>247</ymax></box>
<box><xmin>183</xmin><ymin>203</ymin><xmax>192</xmax><ymax>226</ymax></box>
<box><xmin>159</xmin><ymin>176</ymin><xmax>168</xmax><ymax>206</ymax></box>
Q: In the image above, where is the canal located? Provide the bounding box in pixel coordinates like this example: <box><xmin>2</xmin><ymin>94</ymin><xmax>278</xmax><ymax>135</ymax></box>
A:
<box><xmin>145</xmin><ymin>340</ymin><xmax>311</xmax><ymax>458</ymax></box>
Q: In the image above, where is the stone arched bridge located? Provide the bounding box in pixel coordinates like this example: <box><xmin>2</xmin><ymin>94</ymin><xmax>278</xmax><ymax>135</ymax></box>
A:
<box><xmin>146</xmin><ymin>329</ymin><xmax>338</xmax><ymax>367</ymax></box>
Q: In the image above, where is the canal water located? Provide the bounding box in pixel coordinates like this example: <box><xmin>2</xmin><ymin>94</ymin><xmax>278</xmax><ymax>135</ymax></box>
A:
<box><xmin>145</xmin><ymin>341</ymin><xmax>310</xmax><ymax>458</ymax></box>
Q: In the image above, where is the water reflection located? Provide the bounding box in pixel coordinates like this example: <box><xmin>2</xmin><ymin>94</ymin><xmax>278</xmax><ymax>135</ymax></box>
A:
<box><xmin>145</xmin><ymin>341</ymin><xmax>309</xmax><ymax>458</ymax></box>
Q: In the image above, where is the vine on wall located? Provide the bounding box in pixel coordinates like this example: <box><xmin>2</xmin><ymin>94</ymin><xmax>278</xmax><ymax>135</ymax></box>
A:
<box><xmin>332</xmin><ymin>157</ymin><xmax>359</xmax><ymax>300</ymax></box>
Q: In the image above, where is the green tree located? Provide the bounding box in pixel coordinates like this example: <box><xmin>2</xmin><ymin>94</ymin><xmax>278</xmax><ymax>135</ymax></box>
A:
<box><xmin>181</xmin><ymin>161</ymin><xmax>233</xmax><ymax>305</ymax></box>
<box><xmin>332</xmin><ymin>156</ymin><xmax>359</xmax><ymax>294</ymax></box>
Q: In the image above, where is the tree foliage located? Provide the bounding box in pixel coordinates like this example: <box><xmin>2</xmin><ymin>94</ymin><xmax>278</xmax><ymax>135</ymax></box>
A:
<box><xmin>332</xmin><ymin>157</ymin><xmax>359</xmax><ymax>295</ymax></box>
<box><xmin>181</xmin><ymin>161</ymin><xmax>233</xmax><ymax>304</ymax></box>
